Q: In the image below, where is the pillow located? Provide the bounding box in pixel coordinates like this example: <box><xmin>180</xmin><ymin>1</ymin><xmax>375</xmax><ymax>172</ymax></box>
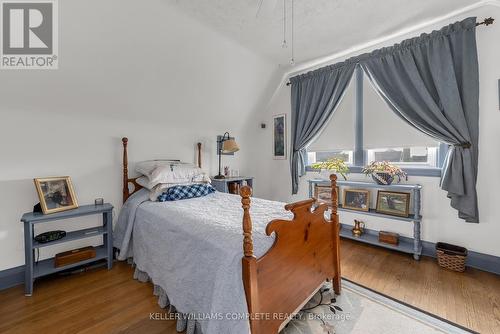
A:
<box><xmin>135</xmin><ymin>160</ymin><xmax>188</xmax><ymax>178</ymax></box>
<box><xmin>135</xmin><ymin>176</ymin><xmax>156</xmax><ymax>190</ymax></box>
<box><xmin>135</xmin><ymin>160</ymin><xmax>209</xmax><ymax>186</ymax></box>
<box><xmin>135</xmin><ymin>176</ymin><xmax>195</xmax><ymax>190</ymax></box>
<box><xmin>157</xmin><ymin>184</ymin><xmax>216</xmax><ymax>202</ymax></box>
<box><xmin>148</xmin><ymin>181</ymin><xmax>201</xmax><ymax>202</ymax></box>
<box><xmin>149</xmin><ymin>164</ymin><xmax>208</xmax><ymax>185</ymax></box>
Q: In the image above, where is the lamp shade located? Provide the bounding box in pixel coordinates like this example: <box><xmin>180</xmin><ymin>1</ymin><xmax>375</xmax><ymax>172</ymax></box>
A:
<box><xmin>222</xmin><ymin>138</ymin><xmax>239</xmax><ymax>153</ymax></box>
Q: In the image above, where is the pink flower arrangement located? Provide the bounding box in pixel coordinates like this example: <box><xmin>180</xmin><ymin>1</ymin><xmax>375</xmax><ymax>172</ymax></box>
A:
<box><xmin>362</xmin><ymin>161</ymin><xmax>408</xmax><ymax>182</ymax></box>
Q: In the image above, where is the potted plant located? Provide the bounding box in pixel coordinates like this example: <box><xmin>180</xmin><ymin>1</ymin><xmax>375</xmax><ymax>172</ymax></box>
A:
<box><xmin>311</xmin><ymin>158</ymin><xmax>349</xmax><ymax>180</ymax></box>
<box><xmin>362</xmin><ymin>161</ymin><xmax>407</xmax><ymax>185</ymax></box>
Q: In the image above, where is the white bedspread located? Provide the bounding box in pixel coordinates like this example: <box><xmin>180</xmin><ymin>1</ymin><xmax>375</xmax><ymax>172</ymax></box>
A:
<box><xmin>113</xmin><ymin>189</ymin><xmax>292</xmax><ymax>334</ymax></box>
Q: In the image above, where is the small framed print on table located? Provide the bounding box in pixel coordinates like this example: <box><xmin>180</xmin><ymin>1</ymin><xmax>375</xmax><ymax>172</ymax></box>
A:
<box><xmin>273</xmin><ymin>114</ymin><xmax>286</xmax><ymax>160</ymax></box>
<box><xmin>34</xmin><ymin>176</ymin><xmax>78</xmax><ymax>214</ymax></box>
<box><xmin>314</xmin><ymin>185</ymin><xmax>339</xmax><ymax>208</ymax></box>
<box><xmin>343</xmin><ymin>189</ymin><xmax>370</xmax><ymax>212</ymax></box>
<box><xmin>376</xmin><ymin>191</ymin><xmax>410</xmax><ymax>217</ymax></box>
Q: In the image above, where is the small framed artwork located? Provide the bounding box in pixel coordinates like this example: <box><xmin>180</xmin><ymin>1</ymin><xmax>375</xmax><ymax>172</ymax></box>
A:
<box><xmin>314</xmin><ymin>185</ymin><xmax>340</xmax><ymax>208</ymax></box>
<box><xmin>343</xmin><ymin>189</ymin><xmax>370</xmax><ymax>212</ymax></box>
<box><xmin>376</xmin><ymin>191</ymin><xmax>410</xmax><ymax>217</ymax></box>
<box><xmin>273</xmin><ymin>114</ymin><xmax>286</xmax><ymax>160</ymax></box>
<box><xmin>34</xmin><ymin>176</ymin><xmax>78</xmax><ymax>214</ymax></box>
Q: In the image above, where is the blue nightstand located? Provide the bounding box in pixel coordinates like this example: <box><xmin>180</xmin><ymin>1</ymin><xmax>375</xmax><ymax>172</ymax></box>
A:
<box><xmin>20</xmin><ymin>203</ymin><xmax>113</xmax><ymax>296</ymax></box>
<box><xmin>212</xmin><ymin>177</ymin><xmax>254</xmax><ymax>194</ymax></box>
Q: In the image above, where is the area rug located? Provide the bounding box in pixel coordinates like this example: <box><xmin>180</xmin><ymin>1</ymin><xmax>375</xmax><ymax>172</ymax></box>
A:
<box><xmin>282</xmin><ymin>279</ymin><xmax>476</xmax><ymax>334</ymax></box>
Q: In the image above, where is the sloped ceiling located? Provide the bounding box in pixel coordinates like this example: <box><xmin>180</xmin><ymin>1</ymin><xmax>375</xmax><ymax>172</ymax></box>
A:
<box><xmin>168</xmin><ymin>0</ymin><xmax>481</xmax><ymax>67</ymax></box>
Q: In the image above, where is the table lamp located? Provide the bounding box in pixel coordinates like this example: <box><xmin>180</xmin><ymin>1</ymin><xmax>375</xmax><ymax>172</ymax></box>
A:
<box><xmin>215</xmin><ymin>132</ymin><xmax>239</xmax><ymax>179</ymax></box>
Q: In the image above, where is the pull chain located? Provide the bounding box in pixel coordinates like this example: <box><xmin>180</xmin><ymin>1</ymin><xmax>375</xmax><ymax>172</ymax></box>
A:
<box><xmin>290</xmin><ymin>0</ymin><xmax>295</xmax><ymax>65</ymax></box>
<box><xmin>282</xmin><ymin>0</ymin><xmax>287</xmax><ymax>48</ymax></box>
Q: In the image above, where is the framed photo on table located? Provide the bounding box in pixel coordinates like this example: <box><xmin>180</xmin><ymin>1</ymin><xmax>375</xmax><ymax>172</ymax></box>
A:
<box><xmin>34</xmin><ymin>176</ymin><xmax>78</xmax><ymax>214</ymax></box>
<box><xmin>273</xmin><ymin>114</ymin><xmax>286</xmax><ymax>159</ymax></box>
<box><xmin>343</xmin><ymin>189</ymin><xmax>370</xmax><ymax>212</ymax></box>
<box><xmin>314</xmin><ymin>185</ymin><xmax>340</xmax><ymax>208</ymax></box>
<box><xmin>376</xmin><ymin>191</ymin><xmax>410</xmax><ymax>217</ymax></box>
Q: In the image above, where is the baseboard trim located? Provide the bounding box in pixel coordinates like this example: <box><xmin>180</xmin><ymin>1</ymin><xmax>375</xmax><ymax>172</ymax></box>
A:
<box><xmin>421</xmin><ymin>240</ymin><xmax>500</xmax><ymax>275</ymax></box>
<box><xmin>342</xmin><ymin>227</ymin><xmax>500</xmax><ymax>276</ymax></box>
<box><xmin>1</xmin><ymin>238</ymin><xmax>499</xmax><ymax>291</ymax></box>
<box><xmin>0</xmin><ymin>265</ymin><xmax>24</xmax><ymax>291</ymax></box>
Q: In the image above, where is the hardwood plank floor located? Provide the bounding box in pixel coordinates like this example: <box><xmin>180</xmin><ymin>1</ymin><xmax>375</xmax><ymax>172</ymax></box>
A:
<box><xmin>0</xmin><ymin>239</ymin><xmax>499</xmax><ymax>334</ymax></box>
<box><xmin>341</xmin><ymin>239</ymin><xmax>500</xmax><ymax>334</ymax></box>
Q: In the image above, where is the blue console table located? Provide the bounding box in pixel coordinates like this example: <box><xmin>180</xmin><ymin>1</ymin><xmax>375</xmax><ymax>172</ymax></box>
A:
<box><xmin>309</xmin><ymin>179</ymin><xmax>422</xmax><ymax>260</ymax></box>
<box><xmin>21</xmin><ymin>203</ymin><xmax>113</xmax><ymax>296</ymax></box>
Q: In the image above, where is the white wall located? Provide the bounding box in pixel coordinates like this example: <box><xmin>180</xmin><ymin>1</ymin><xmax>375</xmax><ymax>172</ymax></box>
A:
<box><xmin>0</xmin><ymin>0</ymin><xmax>277</xmax><ymax>270</ymax></box>
<box><xmin>248</xmin><ymin>4</ymin><xmax>500</xmax><ymax>257</ymax></box>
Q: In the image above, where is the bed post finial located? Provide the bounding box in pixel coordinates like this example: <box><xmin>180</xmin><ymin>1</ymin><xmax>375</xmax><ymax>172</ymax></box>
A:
<box><xmin>197</xmin><ymin>142</ymin><xmax>202</xmax><ymax>168</ymax></box>
<box><xmin>240</xmin><ymin>186</ymin><xmax>254</xmax><ymax>258</ymax></box>
<box><xmin>122</xmin><ymin>137</ymin><xmax>129</xmax><ymax>204</ymax></box>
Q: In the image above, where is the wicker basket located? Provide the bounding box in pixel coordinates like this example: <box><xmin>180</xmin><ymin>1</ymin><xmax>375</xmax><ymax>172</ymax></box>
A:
<box><xmin>436</xmin><ymin>242</ymin><xmax>467</xmax><ymax>272</ymax></box>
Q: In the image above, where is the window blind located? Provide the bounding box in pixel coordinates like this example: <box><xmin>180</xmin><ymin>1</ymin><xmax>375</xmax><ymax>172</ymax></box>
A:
<box><xmin>307</xmin><ymin>77</ymin><xmax>355</xmax><ymax>152</ymax></box>
<box><xmin>363</xmin><ymin>78</ymin><xmax>439</xmax><ymax>149</ymax></box>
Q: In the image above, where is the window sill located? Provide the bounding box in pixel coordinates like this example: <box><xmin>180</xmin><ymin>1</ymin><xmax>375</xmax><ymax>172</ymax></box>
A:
<box><xmin>305</xmin><ymin>166</ymin><xmax>442</xmax><ymax>177</ymax></box>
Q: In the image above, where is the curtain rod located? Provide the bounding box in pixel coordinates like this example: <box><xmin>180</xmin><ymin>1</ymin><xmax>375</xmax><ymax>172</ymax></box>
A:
<box><xmin>476</xmin><ymin>17</ymin><xmax>494</xmax><ymax>26</ymax></box>
<box><xmin>285</xmin><ymin>17</ymin><xmax>494</xmax><ymax>86</ymax></box>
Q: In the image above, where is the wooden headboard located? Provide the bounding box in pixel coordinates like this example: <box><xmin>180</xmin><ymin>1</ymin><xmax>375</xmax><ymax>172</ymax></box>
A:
<box><xmin>122</xmin><ymin>137</ymin><xmax>202</xmax><ymax>203</ymax></box>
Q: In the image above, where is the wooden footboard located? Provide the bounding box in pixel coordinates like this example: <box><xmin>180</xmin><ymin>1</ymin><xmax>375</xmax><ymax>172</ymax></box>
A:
<box><xmin>240</xmin><ymin>175</ymin><xmax>340</xmax><ymax>334</ymax></box>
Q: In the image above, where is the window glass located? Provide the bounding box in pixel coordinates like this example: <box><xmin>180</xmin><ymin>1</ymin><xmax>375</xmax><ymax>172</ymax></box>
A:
<box><xmin>367</xmin><ymin>147</ymin><xmax>438</xmax><ymax>168</ymax></box>
<box><xmin>305</xmin><ymin>70</ymin><xmax>442</xmax><ymax>172</ymax></box>
<box><xmin>307</xmin><ymin>150</ymin><xmax>353</xmax><ymax>166</ymax></box>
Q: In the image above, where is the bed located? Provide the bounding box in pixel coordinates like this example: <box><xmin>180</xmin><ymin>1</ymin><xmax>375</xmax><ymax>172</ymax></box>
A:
<box><xmin>115</xmin><ymin>137</ymin><xmax>341</xmax><ymax>334</ymax></box>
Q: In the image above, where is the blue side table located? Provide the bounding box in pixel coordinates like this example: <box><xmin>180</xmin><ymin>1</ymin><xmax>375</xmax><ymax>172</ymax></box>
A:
<box><xmin>20</xmin><ymin>203</ymin><xmax>113</xmax><ymax>296</ymax></box>
<box><xmin>211</xmin><ymin>177</ymin><xmax>254</xmax><ymax>193</ymax></box>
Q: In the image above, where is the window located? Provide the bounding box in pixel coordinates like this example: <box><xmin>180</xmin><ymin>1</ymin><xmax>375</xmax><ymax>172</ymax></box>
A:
<box><xmin>307</xmin><ymin>150</ymin><xmax>354</xmax><ymax>165</ymax></box>
<box><xmin>367</xmin><ymin>147</ymin><xmax>438</xmax><ymax>168</ymax></box>
<box><xmin>306</xmin><ymin>66</ymin><xmax>444</xmax><ymax>176</ymax></box>
<box><xmin>306</xmin><ymin>74</ymin><xmax>355</xmax><ymax>166</ymax></box>
<box><xmin>362</xmin><ymin>67</ymin><xmax>441</xmax><ymax>171</ymax></box>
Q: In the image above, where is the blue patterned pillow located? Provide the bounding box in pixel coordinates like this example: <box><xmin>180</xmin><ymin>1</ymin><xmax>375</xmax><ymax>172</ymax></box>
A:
<box><xmin>157</xmin><ymin>184</ymin><xmax>216</xmax><ymax>202</ymax></box>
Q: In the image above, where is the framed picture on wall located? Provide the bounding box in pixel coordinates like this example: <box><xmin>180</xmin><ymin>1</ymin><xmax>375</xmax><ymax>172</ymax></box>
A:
<box><xmin>273</xmin><ymin>114</ymin><xmax>286</xmax><ymax>159</ymax></box>
<box><xmin>34</xmin><ymin>176</ymin><xmax>78</xmax><ymax>214</ymax></box>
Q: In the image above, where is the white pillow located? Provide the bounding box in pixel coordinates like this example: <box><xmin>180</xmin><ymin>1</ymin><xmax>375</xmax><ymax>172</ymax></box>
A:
<box><xmin>148</xmin><ymin>183</ymin><xmax>182</xmax><ymax>201</ymax></box>
<box><xmin>136</xmin><ymin>176</ymin><xmax>201</xmax><ymax>190</ymax></box>
<box><xmin>136</xmin><ymin>175</ymin><xmax>212</xmax><ymax>201</ymax></box>
<box><xmin>135</xmin><ymin>160</ymin><xmax>190</xmax><ymax>179</ymax></box>
<box><xmin>149</xmin><ymin>164</ymin><xmax>208</xmax><ymax>185</ymax></box>
<box><xmin>135</xmin><ymin>160</ymin><xmax>208</xmax><ymax>183</ymax></box>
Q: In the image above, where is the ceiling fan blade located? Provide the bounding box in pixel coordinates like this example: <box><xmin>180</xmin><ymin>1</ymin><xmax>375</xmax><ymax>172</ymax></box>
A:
<box><xmin>256</xmin><ymin>0</ymin><xmax>279</xmax><ymax>18</ymax></box>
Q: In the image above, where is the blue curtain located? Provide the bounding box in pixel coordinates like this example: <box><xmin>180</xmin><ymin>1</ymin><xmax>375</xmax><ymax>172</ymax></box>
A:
<box><xmin>360</xmin><ymin>17</ymin><xmax>480</xmax><ymax>222</ymax></box>
<box><xmin>290</xmin><ymin>62</ymin><xmax>356</xmax><ymax>194</ymax></box>
<box><xmin>289</xmin><ymin>17</ymin><xmax>480</xmax><ymax>223</ymax></box>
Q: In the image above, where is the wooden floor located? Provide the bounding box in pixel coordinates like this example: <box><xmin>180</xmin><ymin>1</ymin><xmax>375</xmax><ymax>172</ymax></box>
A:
<box><xmin>1</xmin><ymin>239</ymin><xmax>499</xmax><ymax>334</ymax></box>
